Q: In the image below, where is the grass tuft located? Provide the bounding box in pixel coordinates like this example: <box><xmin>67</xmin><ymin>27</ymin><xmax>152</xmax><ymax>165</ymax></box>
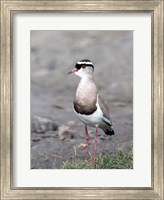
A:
<box><xmin>62</xmin><ymin>151</ymin><xmax>133</xmax><ymax>169</ymax></box>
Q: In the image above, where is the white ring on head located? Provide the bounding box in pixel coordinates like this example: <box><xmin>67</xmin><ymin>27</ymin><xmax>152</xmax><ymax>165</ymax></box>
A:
<box><xmin>77</xmin><ymin>61</ymin><xmax>93</xmax><ymax>65</ymax></box>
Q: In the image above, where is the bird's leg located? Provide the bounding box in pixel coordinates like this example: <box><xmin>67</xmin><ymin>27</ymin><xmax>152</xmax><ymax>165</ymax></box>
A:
<box><xmin>85</xmin><ymin>125</ymin><xmax>89</xmax><ymax>164</ymax></box>
<box><xmin>94</xmin><ymin>126</ymin><xmax>99</xmax><ymax>168</ymax></box>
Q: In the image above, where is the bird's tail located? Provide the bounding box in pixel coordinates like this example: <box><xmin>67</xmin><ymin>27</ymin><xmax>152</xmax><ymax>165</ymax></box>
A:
<box><xmin>104</xmin><ymin>129</ymin><xmax>115</xmax><ymax>136</ymax></box>
<box><xmin>102</xmin><ymin>118</ymin><xmax>115</xmax><ymax>136</ymax></box>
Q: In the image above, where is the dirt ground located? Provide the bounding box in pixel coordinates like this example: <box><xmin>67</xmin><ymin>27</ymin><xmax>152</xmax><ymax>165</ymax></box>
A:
<box><xmin>31</xmin><ymin>31</ymin><xmax>133</xmax><ymax>169</ymax></box>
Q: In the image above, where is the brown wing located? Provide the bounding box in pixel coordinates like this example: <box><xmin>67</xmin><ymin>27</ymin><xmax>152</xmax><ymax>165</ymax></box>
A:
<box><xmin>98</xmin><ymin>94</ymin><xmax>112</xmax><ymax>126</ymax></box>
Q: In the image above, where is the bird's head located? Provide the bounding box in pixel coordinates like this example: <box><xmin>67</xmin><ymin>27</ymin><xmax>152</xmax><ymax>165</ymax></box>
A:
<box><xmin>68</xmin><ymin>59</ymin><xmax>94</xmax><ymax>78</ymax></box>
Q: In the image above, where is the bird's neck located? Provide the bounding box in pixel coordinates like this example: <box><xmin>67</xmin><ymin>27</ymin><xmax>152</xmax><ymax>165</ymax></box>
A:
<box><xmin>79</xmin><ymin>74</ymin><xmax>94</xmax><ymax>83</ymax></box>
<box><xmin>76</xmin><ymin>75</ymin><xmax>97</xmax><ymax>97</ymax></box>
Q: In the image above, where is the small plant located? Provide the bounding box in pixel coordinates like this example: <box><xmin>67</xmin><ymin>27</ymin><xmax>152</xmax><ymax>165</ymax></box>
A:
<box><xmin>62</xmin><ymin>151</ymin><xmax>133</xmax><ymax>169</ymax></box>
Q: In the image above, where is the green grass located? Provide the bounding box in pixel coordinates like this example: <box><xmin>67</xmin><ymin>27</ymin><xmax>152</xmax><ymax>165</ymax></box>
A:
<box><xmin>62</xmin><ymin>151</ymin><xmax>133</xmax><ymax>169</ymax></box>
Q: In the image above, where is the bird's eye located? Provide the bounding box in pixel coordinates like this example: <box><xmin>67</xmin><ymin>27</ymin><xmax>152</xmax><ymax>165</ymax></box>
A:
<box><xmin>82</xmin><ymin>65</ymin><xmax>86</xmax><ymax>69</ymax></box>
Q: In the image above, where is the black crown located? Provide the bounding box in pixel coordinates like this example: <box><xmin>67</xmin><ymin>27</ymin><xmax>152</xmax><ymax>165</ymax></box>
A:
<box><xmin>75</xmin><ymin>59</ymin><xmax>94</xmax><ymax>70</ymax></box>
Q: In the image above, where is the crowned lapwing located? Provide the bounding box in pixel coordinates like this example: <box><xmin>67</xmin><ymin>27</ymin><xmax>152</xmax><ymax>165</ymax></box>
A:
<box><xmin>68</xmin><ymin>59</ymin><xmax>115</xmax><ymax>168</ymax></box>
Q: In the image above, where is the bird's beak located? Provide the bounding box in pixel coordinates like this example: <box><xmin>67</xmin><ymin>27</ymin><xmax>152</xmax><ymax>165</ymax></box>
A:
<box><xmin>68</xmin><ymin>68</ymin><xmax>78</xmax><ymax>74</ymax></box>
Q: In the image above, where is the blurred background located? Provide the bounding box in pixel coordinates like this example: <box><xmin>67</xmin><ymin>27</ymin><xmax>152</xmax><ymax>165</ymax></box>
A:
<box><xmin>31</xmin><ymin>31</ymin><xmax>133</xmax><ymax>169</ymax></box>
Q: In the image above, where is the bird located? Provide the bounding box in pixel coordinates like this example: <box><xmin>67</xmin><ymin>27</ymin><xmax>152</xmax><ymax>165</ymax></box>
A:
<box><xmin>68</xmin><ymin>59</ymin><xmax>115</xmax><ymax>168</ymax></box>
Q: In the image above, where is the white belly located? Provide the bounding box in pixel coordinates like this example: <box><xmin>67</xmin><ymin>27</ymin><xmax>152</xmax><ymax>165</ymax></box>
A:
<box><xmin>73</xmin><ymin>99</ymin><xmax>104</xmax><ymax>127</ymax></box>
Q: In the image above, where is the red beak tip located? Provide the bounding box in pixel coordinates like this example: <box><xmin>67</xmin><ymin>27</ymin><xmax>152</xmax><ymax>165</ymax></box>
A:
<box><xmin>72</xmin><ymin>68</ymin><xmax>78</xmax><ymax>73</ymax></box>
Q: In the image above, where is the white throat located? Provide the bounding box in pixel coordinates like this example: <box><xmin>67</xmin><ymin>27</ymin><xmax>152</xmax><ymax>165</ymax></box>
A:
<box><xmin>74</xmin><ymin>68</ymin><xmax>92</xmax><ymax>79</ymax></box>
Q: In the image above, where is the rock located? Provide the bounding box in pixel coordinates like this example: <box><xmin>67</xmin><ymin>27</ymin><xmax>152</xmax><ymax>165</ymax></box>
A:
<box><xmin>31</xmin><ymin>136</ymin><xmax>42</xmax><ymax>142</ymax></box>
<box><xmin>76</xmin><ymin>143</ymin><xmax>87</xmax><ymax>149</ymax></box>
<box><xmin>32</xmin><ymin>116</ymin><xmax>58</xmax><ymax>133</ymax></box>
<box><xmin>58</xmin><ymin>125</ymin><xmax>73</xmax><ymax>140</ymax></box>
<box><xmin>66</xmin><ymin>120</ymin><xmax>76</xmax><ymax>126</ymax></box>
<box><xmin>52</xmin><ymin>104</ymin><xmax>64</xmax><ymax>109</ymax></box>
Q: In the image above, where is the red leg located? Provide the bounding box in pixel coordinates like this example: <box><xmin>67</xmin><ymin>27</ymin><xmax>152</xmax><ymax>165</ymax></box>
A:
<box><xmin>94</xmin><ymin>126</ymin><xmax>99</xmax><ymax>168</ymax></box>
<box><xmin>85</xmin><ymin>125</ymin><xmax>89</xmax><ymax>164</ymax></box>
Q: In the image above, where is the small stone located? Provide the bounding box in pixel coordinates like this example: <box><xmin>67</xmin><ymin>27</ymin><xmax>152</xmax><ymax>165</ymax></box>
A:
<box><xmin>67</xmin><ymin>120</ymin><xmax>76</xmax><ymax>126</ymax></box>
<box><xmin>58</xmin><ymin>125</ymin><xmax>73</xmax><ymax>141</ymax></box>
<box><xmin>77</xmin><ymin>143</ymin><xmax>87</xmax><ymax>149</ymax></box>
<box><xmin>99</xmin><ymin>136</ymin><xmax>106</xmax><ymax>140</ymax></box>
<box><xmin>31</xmin><ymin>136</ymin><xmax>42</xmax><ymax>142</ymax></box>
<box><xmin>32</xmin><ymin>116</ymin><xmax>58</xmax><ymax>133</ymax></box>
